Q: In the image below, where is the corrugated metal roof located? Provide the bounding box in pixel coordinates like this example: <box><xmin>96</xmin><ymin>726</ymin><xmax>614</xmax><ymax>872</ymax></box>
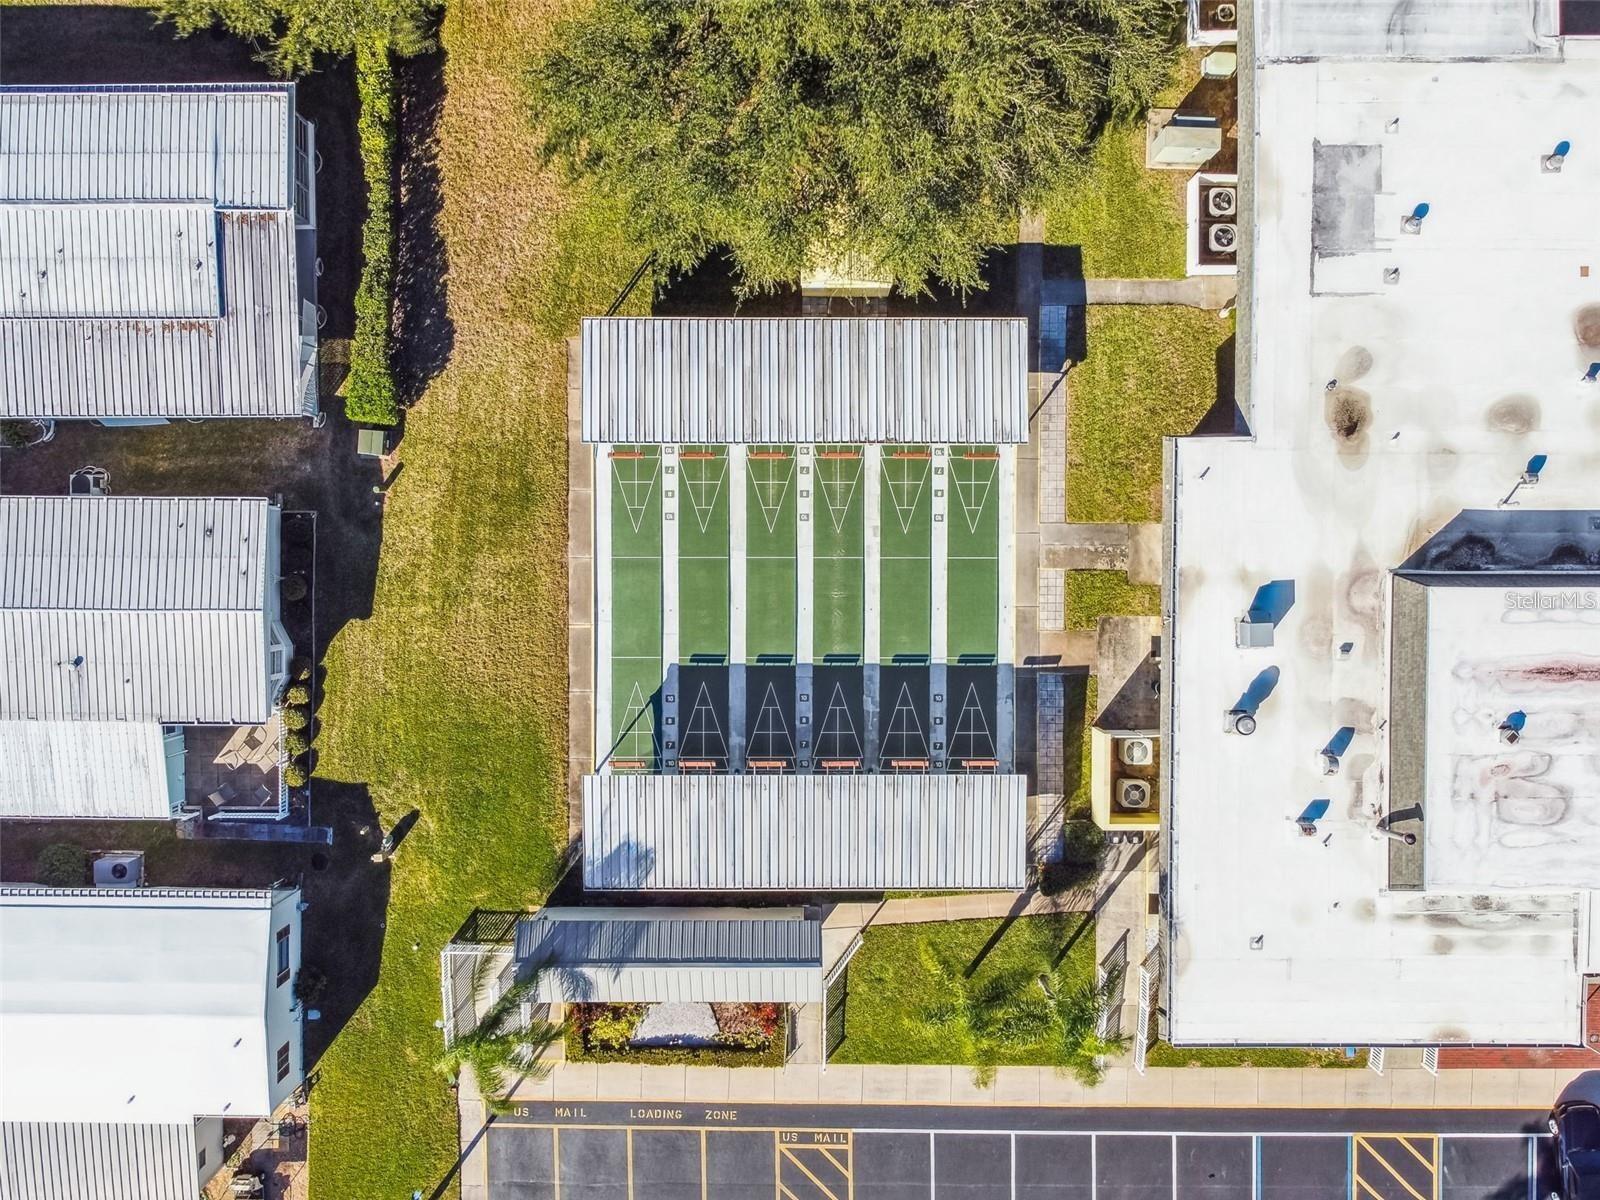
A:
<box><xmin>0</xmin><ymin>205</ymin><xmax>220</xmax><ymax>319</ymax></box>
<box><xmin>515</xmin><ymin>907</ymin><xmax>823</xmax><ymax>1003</ymax></box>
<box><xmin>0</xmin><ymin>85</ymin><xmax>292</xmax><ymax>207</ymax></box>
<box><xmin>581</xmin><ymin>317</ymin><xmax>1030</xmax><ymax>444</ymax></box>
<box><xmin>0</xmin><ymin>496</ymin><xmax>278</xmax><ymax>724</ymax></box>
<box><xmin>583</xmin><ymin>773</ymin><xmax>1028</xmax><ymax>890</ymax></box>
<box><xmin>1</xmin><ymin>1120</ymin><xmax>198</xmax><ymax>1200</ymax></box>
<box><xmin>0</xmin><ymin>209</ymin><xmax>303</xmax><ymax>419</ymax></box>
<box><xmin>0</xmin><ymin>721</ymin><xmax>179</xmax><ymax>820</ymax></box>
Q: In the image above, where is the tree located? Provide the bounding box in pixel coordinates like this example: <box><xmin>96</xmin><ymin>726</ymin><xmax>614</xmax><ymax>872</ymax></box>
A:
<box><xmin>435</xmin><ymin>959</ymin><xmax>562</xmax><ymax>1113</ymax></box>
<box><xmin>920</xmin><ymin>945</ymin><xmax>1057</xmax><ymax>1086</ymax></box>
<box><xmin>1055</xmin><ymin>962</ymin><xmax>1131</xmax><ymax>1085</ymax></box>
<box><xmin>157</xmin><ymin>0</ymin><xmax>438</xmax><ymax>75</ymax></box>
<box><xmin>527</xmin><ymin>0</ymin><xmax>1181</xmax><ymax>296</ymax></box>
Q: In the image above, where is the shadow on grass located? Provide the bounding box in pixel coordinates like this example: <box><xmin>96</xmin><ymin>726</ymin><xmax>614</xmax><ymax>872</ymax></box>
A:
<box><xmin>394</xmin><ymin>47</ymin><xmax>455</xmax><ymax>408</ymax></box>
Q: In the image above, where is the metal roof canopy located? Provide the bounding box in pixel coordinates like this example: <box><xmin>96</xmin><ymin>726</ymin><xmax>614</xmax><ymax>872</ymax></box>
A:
<box><xmin>0</xmin><ymin>84</ymin><xmax>294</xmax><ymax>208</ymax></box>
<box><xmin>583</xmin><ymin>772</ymin><xmax>1028</xmax><ymax>890</ymax></box>
<box><xmin>0</xmin><ymin>720</ymin><xmax>181</xmax><ymax>819</ymax></box>
<box><xmin>515</xmin><ymin>907</ymin><xmax>824</xmax><ymax>1003</ymax></box>
<box><xmin>581</xmin><ymin>317</ymin><xmax>1031</xmax><ymax>445</ymax></box>
<box><xmin>1</xmin><ymin>1120</ymin><xmax>200</xmax><ymax>1200</ymax></box>
<box><xmin>0</xmin><ymin>495</ymin><xmax>282</xmax><ymax>723</ymax></box>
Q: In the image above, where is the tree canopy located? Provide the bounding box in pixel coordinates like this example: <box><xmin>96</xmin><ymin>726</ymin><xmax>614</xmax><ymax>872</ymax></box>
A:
<box><xmin>527</xmin><ymin>0</ymin><xmax>1181</xmax><ymax>295</ymax></box>
<box><xmin>158</xmin><ymin>0</ymin><xmax>438</xmax><ymax>74</ymax></box>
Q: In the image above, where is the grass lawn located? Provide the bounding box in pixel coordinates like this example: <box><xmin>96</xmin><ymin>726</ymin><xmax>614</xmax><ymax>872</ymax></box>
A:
<box><xmin>1068</xmin><ymin>307</ymin><xmax>1231</xmax><ymax>524</ymax></box>
<box><xmin>1038</xmin><ymin>53</ymin><xmax>1202</xmax><ymax>279</ymax></box>
<box><xmin>1065</xmin><ymin>571</ymin><xmax>1160</xmax><ymax>632</ymax></box>
<box><xmin>831</xmin><ymin>915</ymin><xmax>1096</xmax><ymax>1068</ymax></box>
<box><xmin>306</xmin><ymin>2</ymin><xmax>646</xmax><ymax>1196</ymax></box>
<box><xmin>1146</xmin><ymin>1044</ymin><xmax>1367</xmax><ymax>1069</ymax></box>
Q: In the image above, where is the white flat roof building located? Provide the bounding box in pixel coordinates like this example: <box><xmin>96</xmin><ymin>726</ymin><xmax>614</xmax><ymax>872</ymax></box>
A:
<box><xmin>0</xmin><ymin>886</ymin><xmax>305</xmax><ymax>1125</ymax></box>
<box><xmin>1163</xmin><ymin>0</ymin><xmax>1600</xmax><ymax>1045</ymax></box>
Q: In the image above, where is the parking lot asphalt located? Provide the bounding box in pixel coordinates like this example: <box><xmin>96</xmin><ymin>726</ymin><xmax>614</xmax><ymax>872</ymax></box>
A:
<box><xmin>482</xmin><ymin>1102</ymin><xmax>1556</xmax><ymax>1200</ymax></box>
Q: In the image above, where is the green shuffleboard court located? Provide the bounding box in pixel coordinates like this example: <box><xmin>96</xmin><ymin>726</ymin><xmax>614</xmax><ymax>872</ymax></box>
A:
<box><xmin>946</xmin><ymin>445</ymin><xmax>1001</xmax><ymax>660</ymax></box>
<box><xmin>746</xmin><ymin>446</ymin><xmax>797</xmax><ymax>660</ymax></box>
<box><xmin>676</xmin><ymin>445</ymin><xmax>731</xmax><ymax>661</ymax></box>
<box><xmin>609</xmin><ymin>446</ymin><xmax>661</xmax><ymax>764</ymax></box>
<box><xmin>812</xmin><ymin>445</ymin><xmax>866</xmax><ymax>660</ymax></box>
<box><xmin>880</xmin><ymin>445</ymin><xmax>933</xmax><ymax>660</ymax></box>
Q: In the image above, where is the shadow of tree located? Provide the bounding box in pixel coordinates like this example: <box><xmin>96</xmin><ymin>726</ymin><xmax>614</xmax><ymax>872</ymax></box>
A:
<box><xmin>394</xmin><ymin>48</ymin><xmax>455</xmax><ymax>408</ymax></box>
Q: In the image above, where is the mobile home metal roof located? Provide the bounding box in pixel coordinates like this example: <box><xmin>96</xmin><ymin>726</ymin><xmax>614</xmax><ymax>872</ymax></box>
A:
<box><xmin>581</xmin><ymin>317</ymin><xmax>1030</xmax><ymax>444</ymax></box>
<box><xmin>1</xmin><ymin>1120</ymin><xmax>198</xmax><ymax>1200</ymax></box>
<box><xmin>0</xmin><ymin>84</ymin><xmax>293</xmax><ymax>208</ymax></box>
<box><xmin>583</xmin><ymin>773</ymin><xmax>1027</xmax><ymax>890</ymax></box>
<box><xmin>515</xmin><ymin>907</ymin><xmax>823</xmax><ymax>1003</ymax></box>
<box><xmin>0</xmin><ymin>496</ymin><xmax>282</xmax><ymax>724</ymax></box>
<box><xmin>0</xmin><ymin>84</ymin><xmax>312</xmax><ymax>419</ymax></box>
<box><xmin>0</xmin><ymin>720</ymin><xmax>181</xmax><ymax>820</ymax></box>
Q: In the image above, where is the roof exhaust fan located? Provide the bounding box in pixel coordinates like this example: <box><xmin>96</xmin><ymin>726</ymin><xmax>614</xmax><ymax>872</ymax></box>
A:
<box><xmin>1207</xmin><ymin>186</ymin><xmax>1237</xmax><ymax>218</ymax></box>
<box><xmin>1225</xmin><ymin>708</ymin><xmax>1257</xmax><ymax>736</ymax></box>
<box><xmin>1208</xmin><ymin>223</ymin><xmax>1238</xmax><ymax>254</ymax></box>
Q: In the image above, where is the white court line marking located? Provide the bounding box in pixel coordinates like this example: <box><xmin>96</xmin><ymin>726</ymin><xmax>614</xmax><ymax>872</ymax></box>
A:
<box><xmin>1011</xmin><ymin>1131</ymin><xmax>1018</xmax><ymax>1200</ymax></box>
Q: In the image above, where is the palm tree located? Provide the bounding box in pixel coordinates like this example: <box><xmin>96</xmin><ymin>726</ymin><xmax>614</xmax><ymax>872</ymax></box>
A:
<box><xmin>1054</xmin><ymin>963</ymin><xmax>1132</xmax><ymax>1086</ymax></box>
<box><xmin>436</xmin><ymin>957</ymin><xmax>562</xmax><ymax>1113</ymax></box>
<box><xmin>921</xmin><ymin>947</ymin><xmax>1056</xmax><ymax>1087</ymax></box>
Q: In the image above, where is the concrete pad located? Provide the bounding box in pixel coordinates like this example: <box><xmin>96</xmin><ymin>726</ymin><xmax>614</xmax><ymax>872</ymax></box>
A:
<box><xmin>1516</xmin><ymin>1069</ymin><xmax>1559</xmax><ymax>1108</ymax></box>
<box><xmin>1126</xmin><ymin>524</ymin><xmax>1163</xmax><ymax>587</ymax></box>
<box><xmin>1430</xmin><ymin>1069</ymin><xmax>1475</xmax><ymax>1107</ymax></box>
<box><xmin>1255</xmin><ymin>1070</ymin><xmax>1304</xmax><ymax>1107</ymax></box>
<box><xmin>592</xmin><ymin>1062</ymin><xmax>642</xmax><ymax>1100</ymax></box>
<box><xmin>1085</xmin><ymin>1067</ymin><xmax>1130</xmax><ymax>1104</ymax></box>
<box><xmin>949</xmin><ymin>1067</ymin><xmax>997</xmax><ymax>1104</ymax></box>
<box><xmin>682</xmin><ymin>1066</ymin><xmax>730</xmax><ymax>1101</ymax></box>
<box><xmin>1125</xmin><ymin>1068</ymin><xmax>1175</xmax><ymax>1106</ymax></box>
<box><xmin>905</xmin><ymin>1065</ymin><xmax>955</xmax><ymax>1104</ymax></box>
<box><xmin>1470</xmin><ymin>1070</ymin><xmax>1521</xmax><ymax>1108</ymax></box>
<box><xmin>1038</xmin><ymin>1070</ymin><xmax>1089</xmax><ymax>1106</ymax></box>
<box><xmin>1387</xmin><ymin>1069</ymin><xmax>1439</xmax><ymax>1107</ymax></box>
<box><xmin>816</xmin><ymin>1064</ymin><xmax>864</xmax><ymax>1102</ymax></box>
<box><xmin>1212</xmin><ymin>1071</ymin><xmax>1260</xmax><ymax>1106</ymax></box>
<box><xmin>552</xmin><ymin>1062</ymin><xmax>597</xmax><ymax>1100</ymax></box>
<box><xmin>773</xmin><ymin>1064</ymin><xmax>821</xmax><ymax>1104</ymax></box>
<box><xmin>862</xmin><ymin>1064</ymin><xmax>909</xmax><ymax>1103</ymax></box>
<box><xmin>1298</xmin><ymin>1070</ymin><xmax>1349</xmax><ymax>1108</ymax></box>
<box><xmin>637</xmin><ymin>1065</ymin><xmax>687</xmax><ymax>1102</ymax></box>
<box><xmin>725</xmin><ymin>1067</ymin><xmax>777</xmax><ymax>1103</ymax></box>
<box><xmin>1169</xmin><ymin>1068</ymin><xmax>1218</xmax><ymax>1107</ymax></box>
<box><xmin>994</xmin><ymin>1067</ymin><xmax>1041</xmax><ymax>1106</ymax></box>
<box><xmin>1342</xmin><ymin>1070</ymin><xmax>1394</xmax><ymax>1107</ymax></box>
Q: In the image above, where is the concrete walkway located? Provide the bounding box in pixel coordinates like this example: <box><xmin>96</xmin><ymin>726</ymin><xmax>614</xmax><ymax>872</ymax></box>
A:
<box><xmin>1081</xmin><ymin>276</ymin><xmax>1236</xmax><ymax>310</ymax></box>
<box><xmin>504</xmin><ymin>1057</ymin><xmax>1580</xmax><ymax>1110</ymax></box>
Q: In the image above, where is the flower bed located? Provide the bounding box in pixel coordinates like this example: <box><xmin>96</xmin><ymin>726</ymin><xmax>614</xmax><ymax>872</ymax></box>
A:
<box><xmin>566</xmin><ymin>1002</ymin><xmax>787</xmax><ymax>1067</ymax></box>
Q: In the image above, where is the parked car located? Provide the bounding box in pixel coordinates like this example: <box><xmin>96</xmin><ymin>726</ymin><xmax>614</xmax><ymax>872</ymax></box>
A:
<box><xmin>1550</xmin><ymin>1074</ymin><xmax>1600</xmax><ymax>1200</ymax></box>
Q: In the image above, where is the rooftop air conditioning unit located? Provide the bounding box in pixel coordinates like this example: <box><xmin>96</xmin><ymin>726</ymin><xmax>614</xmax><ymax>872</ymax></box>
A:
<box><xmin>93</xmin><ymin>852</ymin><xmax>144</xmax><ymax>889</ymax></box>
<box><xmin>1225</xmin><ymin>708</ymin><xmax>1257</xmax><ymax>735</ymax></box>
<box><xmin>1118</xmin><ymin>737</ymin><xmax>1155</xmax><ymax>767</ymax></box>
<box><xmin>1207</xmin><ymin>186</ymin><xmax>1237</xmax><ymax>218</ymax></box>
<box><xmin>1117</xmin><ymin>779</ymin><xmax>1153</xmax><ymax>810</ymax></box>
<box><xmin>1215</xmin><ymin>3</ymin><xmax>1237</xmax><ymax>24</ymax></box>
<box><xmin>1208</xmin><ymin>223</ymin><xmax>1238</xmax><ymax>254</ymax></box>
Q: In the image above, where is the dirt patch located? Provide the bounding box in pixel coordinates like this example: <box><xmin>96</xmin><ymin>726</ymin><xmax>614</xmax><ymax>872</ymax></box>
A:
<box><xmin>1513</xmin><ymin>659</ymin><xmax>1600</xmax><ymax>684</ymax></box>
<box><xmin>1335</xmin><ymin>346</ymin><xmax>1374</xmax><ymax>381</ymax></box>
<box><xmin>1486</xmin><ymin>394</ymin><xmax>1540</xmax><ymax>434</ymax></box>
<box><xmin>1575</xmin><ymin>304</ymin><xmax>1600</xmax><ymax>348</ymax></box>
<box><xmin>1324</xmin><ymin>385</ymin><xmax>1372</xmax><ymax>465</ymax></box>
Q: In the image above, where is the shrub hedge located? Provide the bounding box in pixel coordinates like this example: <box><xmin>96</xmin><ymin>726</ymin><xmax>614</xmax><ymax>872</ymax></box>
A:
<box><xmin>564</xmin><ymin>1003</ymin><xmax>788</xmax><ymax>1067</ymax></box>
<box><xmin>36</xmin><ymin>843</ymin><xmax>88</xmax><ymax>887</ymax></box>
<box><xmin>344</xmin><ymin>39</ymin><xmax>400</xmax><ymax>427</ymax></box>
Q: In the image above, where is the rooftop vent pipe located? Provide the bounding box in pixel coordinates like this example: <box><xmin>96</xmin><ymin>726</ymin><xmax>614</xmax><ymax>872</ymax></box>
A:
<box><xmin>1543</xmin><ymin>140</ymin><xmax>1571</xmax><ymax>173</ymax></box>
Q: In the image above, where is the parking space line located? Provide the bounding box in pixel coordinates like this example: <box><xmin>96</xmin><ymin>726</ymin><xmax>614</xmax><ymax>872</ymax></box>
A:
<box><xmin>1527</xmin><ymin>1136</ymin><xmax>1535</xmax><ymax>1200</ymax></box>
<box><xmin>1093</xmin><ymin>1133</ymin><xmax>1099</xmax><ymax>1200</ymax></box>
<box><xmin>701</xmin><ymin>1128</ymin><xmax>707</xmax><ymax>1200</ymax></box>
<box><xmin>930</xmin><ymin>1131</ymin><xmax>936</xmax><ymax>1200</ymax></box>
<box><xmin>553</xmin><ymin>1126</ymin><xmax>561</xmax><ymax>1200</ymax></box>
<box><xmin>1172</xmin><ymin>1134</ymin><xmax>1179</xmax><ymax>1200</ymax></box>
<box><xmin>1252</xmin><ymin>1136</ymin><xmax>1260</xmax><ymax>1200</ymax></box>
<box><xmin>1011</xmin><ymin>1131</ymin><xmax>1017</xmax><ymax>1200</ymax></box>
<box><xmin>627</xmin><ymin>1127</ymin><xmax>635</xmax><ymax>1200</ymax></box>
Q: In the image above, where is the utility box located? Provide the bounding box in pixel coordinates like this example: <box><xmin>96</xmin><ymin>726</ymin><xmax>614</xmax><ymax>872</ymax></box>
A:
<box><xmin>1147</xmin><ymin>109</ymin><xmax>1223</xmax><ymax>169</ymax></box>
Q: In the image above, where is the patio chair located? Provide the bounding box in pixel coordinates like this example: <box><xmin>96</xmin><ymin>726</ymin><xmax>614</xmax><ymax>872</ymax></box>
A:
<box><xmin>216</xmin><ymin>727</ymin><xmax>252</xmax><ymax>770</ymax></box>
<box><xmin>206</xmin><ymin>782</ymin><xmax>238</xmax><ymax>808</ymax></box>
<box><xmin>249</xmin><ymin>783</ymin><xmax>274</xmax><ymax>808</ymax></box>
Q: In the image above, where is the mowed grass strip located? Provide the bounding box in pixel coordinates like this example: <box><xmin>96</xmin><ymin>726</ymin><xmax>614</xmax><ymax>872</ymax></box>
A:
<box><xmin>676</xmin><ymin>445</ymin><xmax>730</xmax><ymax>661</ymax></box>
<box><xmin>830</xmin><ymin>915</ymin><xmax>1096</xmax><ymax>1067</ymax></box>
<box><xmin>879</xmin><ymin>446</ymin><xmax>932</xmax><ymax>660</ymax></box>
<box><xmin>1065</xmin><ymin>571</ymin><xmax>1160</xmax><ymax>632</ymax></box>
<box><xmin>611</xmin><ymin>448</ymin><xmax>661</xmax><ymax>758</ymax></box>
<box><xmin>308</xmin><ymin>1</ymin><xmax>652</xmax><ymax>1195</ymax></box>
<box><xmin>946</xmin><ymin>445</ymin><xmax>1000</xmax><ymax>660</ymax></box>
<box><xmin>1067</xmin><ymin>307</ymin><xmax>1231</xmax><ymax>524</ymax></box>
<box><xmin>746</xmin><ymin>447</ymin><xmax>796</xmax><ymax>660</ymax></box>
<box><xmin>812</xmin><ymin>446</ymin><xmax>865</xmax><ymax>659</ymax></box>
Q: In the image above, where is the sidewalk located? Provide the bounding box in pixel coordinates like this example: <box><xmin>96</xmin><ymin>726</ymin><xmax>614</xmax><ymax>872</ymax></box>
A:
<box><xmin>506</xmin><ymin>1057</ymin><xmax>1579</xmax><ymax>1110</ymax></box>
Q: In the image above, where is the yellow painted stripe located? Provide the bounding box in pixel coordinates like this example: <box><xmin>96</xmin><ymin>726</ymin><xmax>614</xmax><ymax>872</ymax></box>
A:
<box><xmin>783</xmin><ymin>1146</ymin><xmax>843</xmax><ymax>1200</ymax></box>
<box><xmin>1395</xmin><ymin>1137</ymin><xmax>1436</xmax><ymax>1174</ymax></box>
<box><xmin>1360</xmin><ymin>1141</ymin><xmax>1430</xmax><ymax>1200</ymax></box>
<box><xmin>819</xmin><ymin>1145</ymin><xmax>849</xmax><ymax>1176</ymax></box>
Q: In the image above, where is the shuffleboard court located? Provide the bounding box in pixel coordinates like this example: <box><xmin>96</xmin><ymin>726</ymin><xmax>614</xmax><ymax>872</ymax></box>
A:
<box><xmin>878</xmin><ymin>664</ymin><xmax>932</xmax><ymax>768</ymax></box>
<box><xmin>947</xmin><ymin>444</ymin><xmax>1001</xmax><ymax>661</ymax></box>
<box><xmin>746</xmin><ymin>446</ymin><xmax>797</xmax><ymax>661</ymax></box>
<box><xmin>676</xmin><ymin>446</ymin><xmax>730</xmax><ymax>662</ymax></box>
<box><xmin>812</xmin><ymin>664</ymin><xmax>867</xmax><ymax>769</ymax></box>
<box><xmin>675</xmin><ymin>665</ymin><xmax>730</xmax><ymax>770</ymax></box>
<box><xmin>880</xmin><ymin>446</ymin><xmax>933</xmax><ymax>661</ymax></box>
<box><xmin>812</xmin><ymin>445</ymin><xmax>866</xmax><ymax>660</ymax></box>
<box><xmin>744</xmin><ymin>665</ymin><xmax>798</xmax><ymax>769</ymax></box>
<box><xmin>609</xmin><ymin>446</ymin><xmax>662</xmax><ymax>767</ymax></box>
